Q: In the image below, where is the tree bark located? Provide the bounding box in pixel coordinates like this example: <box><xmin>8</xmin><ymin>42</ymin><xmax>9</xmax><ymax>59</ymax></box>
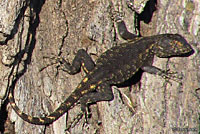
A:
<box><xmin>0</xmin><ymin>0</ymin><xmax>199</xmax><ymax>134</ymax></box>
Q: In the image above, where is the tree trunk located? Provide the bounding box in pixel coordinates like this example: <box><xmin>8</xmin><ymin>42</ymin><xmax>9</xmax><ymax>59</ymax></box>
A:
<box><xmin>0</xmin><ymin>0</ymin><xmax>199</xmax><ymax>134</ymax></box>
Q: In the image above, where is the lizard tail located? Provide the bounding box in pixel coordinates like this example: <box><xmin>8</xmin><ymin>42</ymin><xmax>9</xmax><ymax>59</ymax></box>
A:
<box><xmin>8</xmin><ymin>86</ymin><xmax>82</xmax><ymax>125</ymax></box>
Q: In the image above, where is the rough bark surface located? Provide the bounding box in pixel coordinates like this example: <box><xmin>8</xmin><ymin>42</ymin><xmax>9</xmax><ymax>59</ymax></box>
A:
<box><xmin>0</xmin><ymin>0</ymin><xmax>199</xmax><ymax>134</ymax></box>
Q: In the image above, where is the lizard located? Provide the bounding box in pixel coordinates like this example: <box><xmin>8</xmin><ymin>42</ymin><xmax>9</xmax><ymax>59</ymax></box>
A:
<box><xmin>8</xmin><ymin>19</ymin><xmax>193</xmax><ymax>125</ymax></box>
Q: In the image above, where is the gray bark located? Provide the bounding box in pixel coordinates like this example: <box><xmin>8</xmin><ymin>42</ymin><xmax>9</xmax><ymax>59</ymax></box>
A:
<box><xmin>0</xmin><ymin>0</ymin><xmax>199</xmax><ymax>134</ymax></box>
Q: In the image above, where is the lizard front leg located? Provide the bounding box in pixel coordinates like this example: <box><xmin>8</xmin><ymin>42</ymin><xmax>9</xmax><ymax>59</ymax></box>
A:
<box><xmin>59</xmin><ymin>49</ymin><xmax>95</xmax><ymax>74</ymax></box>
<box><xmin>141</xmin><ymin>66</ymin><xmax>182</xmax><ymax>82</ymax></box>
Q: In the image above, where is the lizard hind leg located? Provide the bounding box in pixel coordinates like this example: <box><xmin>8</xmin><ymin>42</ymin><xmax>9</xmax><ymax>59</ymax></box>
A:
<box><xmin>79</xmin><ymin>82</ymin><xmax>114</xmax><ymax>122</ymax></box>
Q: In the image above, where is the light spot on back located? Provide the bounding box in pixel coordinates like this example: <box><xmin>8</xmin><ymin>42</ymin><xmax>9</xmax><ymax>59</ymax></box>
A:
<box><xmin>90</xmin><ymin>84</ymin><xmax>96</xmax><ymax>89</ymax></box>
<box><xmin>65</xmin><ymin>102</ymin><xmax>71</xmax><ymax>107</ymax></box>
<box><xmin>83</xmin><ymin>67</ymin><xmax>89</xmax><ymax>73</ymax></box>
<box><xmin>98</xmin><ymin>81</ymin><xmax>102</xmax><ymax>84</ymax></box>
<box><xmin>82</xmin><ymin>63</ymin><xmax>89</xmax><ymax>73</ymax></box>
<box><xmin>115</xmin><ymin>49</ymin><xmax>120</xmax><ymax>52</ymax></box>
<box><xmin>10</xmin><ymin>102</ymin><xmax>16</xmax><ymax>107</ymax></box>
<box><xmin>83</xmin><ymin>77</ymin><xmax>88</xmax><ymax>83</ymax></box>
<box><xmin>150</xmin><ymin>44</ymin><xmax>154</xmax><ymax>49</ymax></box>
<box><xmin>8</xmin><ymin>93</ymin><xmax>12</xmax><ymax>99</ymax></box>
<box><xmin>126</xmin><ymin>65</ymin><xmax>131</xmax><ymax>69</ymax></box>
<box><xmin>48</xmin><ymin>116</ymin><xmax>56</xmax><ymax>120</ymax></box>
<box><xmin>174</xmin><ymin>40</ymin><xmax>183</xmax><ymax>47</ymax></box>
<box><xmin>109</xmin><ymin>53</ymin><xmax>114</xmax><ymax>57</ymax></box>
<box><xmin>58</xmin><ymin>110</ymin><xmax>64</xmax><ymax>114</ymax></box>
<box><xmin>139</xmin><ymin>53</ymin><xmax>143</xmax><ymax>59</ymax></box>
<box><xmin>28</xmin><ymin>116</ymin><xmax>33</xmax><ymax>121</ymax></box>
<box><xmin>17</xmin><ymin>110</ymin><xmax>23</xmax><ymax>115</ymax></box>
<box><xmin>77</xmin><ymin>84</ymin><xmax>82</xmax><ymax>89</ymax></box>
<box><xmin>145</xmin><ymin>48</ymin><xmax>150</xmax><ymax>53</ymax></box>
<box><xmin>72</xmin><ymin>95</ymin><xmax>78</xmax><ymax>99</ymax></box>
<box><xmin>81</xmin><ymin>90</ymin><xmax>88</xmax><ymax>95</ymax></box>
<box><xmin>39</xmin><ymin>118</ymin><xmax>45</xmax><ymax>123</ymax></box>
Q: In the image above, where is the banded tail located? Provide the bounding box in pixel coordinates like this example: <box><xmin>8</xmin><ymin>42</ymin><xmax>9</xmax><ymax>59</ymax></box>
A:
<box><xmin>8</xmin><ymin>83</ymin><xmax>84</xmax><ymax>125</ymax></box>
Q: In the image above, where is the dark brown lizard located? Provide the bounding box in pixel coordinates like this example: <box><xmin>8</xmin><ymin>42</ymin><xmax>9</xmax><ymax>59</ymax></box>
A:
<box><xmin>8</xmin><ymin>19</ymin><xmax>193</xmax><ymax>125</ymax></box>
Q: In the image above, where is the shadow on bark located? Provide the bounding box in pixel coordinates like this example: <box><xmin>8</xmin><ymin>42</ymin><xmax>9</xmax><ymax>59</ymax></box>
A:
<box><xmin>0</xmin><ymin>1</ymin><xmax>28</xmax><ymax>45</ymax></box>
<box><xmin>0</xmin><ymin>0</ymin><xmax>46</xmax><ymax>133</ymax></box>
<box><xmin>135</xmin><ymin>0</ymin><xmax>157</xmax><ymax>36</ymax></box>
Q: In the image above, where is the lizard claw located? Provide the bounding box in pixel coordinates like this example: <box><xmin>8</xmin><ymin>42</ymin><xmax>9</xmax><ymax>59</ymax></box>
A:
<box><xmin>80</xmin><ymin>103</ymin><xmax>92</xmax><ymax>124</ymax></box>
<box><xmin>40</xmin><ymin>55</ymin><xmax>70</xmax><ymax>72</ymax></box>
<box><xmin>112</xmin><ymin>11</ymin><xmax>124</xmax><ymax>22</ymax></box>
<box><xmin>65</xmin><ymin>112</ymin><xmax>84</xmax><ymax>131</ymax></box>
<box><xmin>39</xmin><ymin>55</ymin><xmax>60</xmax><ymax>71</ymax></box>
<box><xmin>159</xmin><ymin>69</ymin><xmax>183</xmax><ymax>84</ymax></box>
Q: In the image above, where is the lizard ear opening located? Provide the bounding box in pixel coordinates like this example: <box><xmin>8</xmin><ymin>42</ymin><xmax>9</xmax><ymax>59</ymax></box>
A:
<box><xmin>153</xmin><ymin>34</ymin><xmax>192</xmax><ymax>58</ymax></box>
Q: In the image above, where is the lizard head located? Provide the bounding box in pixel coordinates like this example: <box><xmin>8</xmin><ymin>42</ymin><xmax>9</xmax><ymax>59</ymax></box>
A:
<box><xmin>153</xmin><ymin>34</ymin><xmax>193</xmax><ymax>58</ymax></box>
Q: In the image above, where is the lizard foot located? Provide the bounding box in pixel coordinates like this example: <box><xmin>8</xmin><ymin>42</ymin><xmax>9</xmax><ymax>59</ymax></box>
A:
<box><xmin>39</xmin><ymin>55</ymin><xmax>63</xmax><ymax>71</ymax></box>
<box><xmin>158</xmin><ymin>69</ymin><xmax>183</xmax><ymax>84</ymax></box>
<box><xmin>65</xmin><ymin>112</ymin><xmax>84</xmax><ymax>131</ymax></box>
